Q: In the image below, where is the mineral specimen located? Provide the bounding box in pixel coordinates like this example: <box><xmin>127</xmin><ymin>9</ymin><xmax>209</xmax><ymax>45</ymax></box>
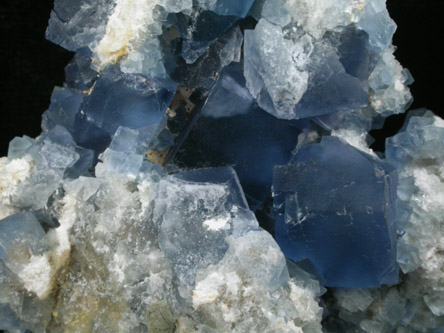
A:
<box><xmin>0</xmin><ymin>0</ymin><xmax>442</xmax><ymax>332</ymax></box>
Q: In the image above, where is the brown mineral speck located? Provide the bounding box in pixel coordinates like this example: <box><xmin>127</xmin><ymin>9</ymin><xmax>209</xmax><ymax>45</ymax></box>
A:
<box><xmin>147</xmin><ymin>148</ymin><xmax>169</xmax><ymax>166</ymax></box>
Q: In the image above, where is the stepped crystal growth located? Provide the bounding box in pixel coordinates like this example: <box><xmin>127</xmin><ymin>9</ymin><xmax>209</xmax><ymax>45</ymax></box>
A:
<box><xmin>0</xmin><ymin>0</ymin><xmax>442</xmax><ymax>332</ymax></box>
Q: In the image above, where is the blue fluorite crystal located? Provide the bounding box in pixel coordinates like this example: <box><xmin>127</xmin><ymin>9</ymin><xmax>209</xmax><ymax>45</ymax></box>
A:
<box><xmin>176</xmin><ymin>0</ymin><xmax>254</xmax><ymax>64</ymax></box>
<box><xmin>273</xmin><ymin>136</ymin><xmax>398</xmax><ymax>288</ymax></box>
<box><xmin>244</xmin><ymin>22</ymin><xmax>371</xmax><ymax>120</ymax></box>
<box><xmin>46</xmin><ymin>0</ymin><xmax>114</xmax><ymax>55</ymax></box>
<box><xmin>64</xmin><ymin>53</ymin><xmax>97</xmax><ymax>91</ymax></box>
<box><xmin>75</xmin><ymin>65</ymin><xmax>177</xmax><ymax>153</ymax></box>
<box><xmin>386</xmin><ymin>110</ymin><xmax>444</xmax><ymax>168</ymax></box>
<box><xmin>0</xmin><ymin>212</ymin><xmax>45</xmax><ymax>262</ymax></box>
<box><xmin>206</xmin><ymin>0</ymin><xmax>256</xmax><ymax>18</ymax></box>
<box><xmin>42</xmin><ymin>86</ymin><xmax>84</xmax><ymax>135</ymax></box>
<box><xmin>173</xmin><ymin>64</ymin><xmax>309</xmax><ymax>209</ymax></box>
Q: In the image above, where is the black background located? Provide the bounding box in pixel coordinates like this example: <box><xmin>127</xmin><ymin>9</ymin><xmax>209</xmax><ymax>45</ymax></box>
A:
<box><xmin>0</xmin><ymin>0</ymin><xmax>443</xmax><ymax>155</ymax></box>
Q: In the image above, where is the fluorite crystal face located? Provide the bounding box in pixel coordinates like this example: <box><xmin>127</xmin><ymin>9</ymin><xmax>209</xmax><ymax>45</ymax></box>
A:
<box><xmin>273</xmin><ymin>137</ymin><xmax>398</xmax><ymax>288</ymax></box>
<box><xmin>1</xmin><ymin>0</ymin><xmax>443</xmax><ymax>332</ymax></box>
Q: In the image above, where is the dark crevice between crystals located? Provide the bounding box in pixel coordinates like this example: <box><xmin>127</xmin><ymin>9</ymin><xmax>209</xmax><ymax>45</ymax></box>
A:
<box><xmin>369</xmin><ymin>113</ymin><xmax>407</xmax><ymax>153</ymax></box>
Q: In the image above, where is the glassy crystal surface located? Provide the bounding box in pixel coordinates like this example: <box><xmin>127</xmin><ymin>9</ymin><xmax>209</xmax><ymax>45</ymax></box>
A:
<box><xmin>273</xmin><ymin>136</ymin><xmax>398</xmax><ymax>288</ymax></box>
<box><xmin>173</xmin><ymin>64</ymin><xmax>309</xmax><ymax>208</ymax></box>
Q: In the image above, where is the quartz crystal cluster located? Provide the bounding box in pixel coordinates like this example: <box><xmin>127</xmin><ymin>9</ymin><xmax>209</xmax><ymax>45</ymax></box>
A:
<box><xmin>0</xmin><ymin>0</ymin><xmax>442</xmax><ymax>332</ymax></box>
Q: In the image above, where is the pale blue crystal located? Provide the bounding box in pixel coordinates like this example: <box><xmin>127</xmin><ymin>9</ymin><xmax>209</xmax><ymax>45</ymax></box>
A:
<box><xmin>154</xmin><ymin>167</ymin><xmax>261</xmax><ymax>298</ymax></box>
<box><xmin>7</xmin><ymin>136</ymin><xmax>35</xmax><ymax>160</ymax></box>
<box><xmin>46</xmin><ymin>0</ymin><xmax>114</xmax><ymax>55</ymax></box>
<box><xmin>0</xmin><ymin>212</ymin><xmax>45</xmax><ymax>261</ymax></box>
<box><xmin>64</xmin><ymin>53</ymin><xmax>97</xmax><ymax>91</ymax></box>
<box><xmin>397</xmin><ymin>242</ymin><xmax>420</xmax><ymax>274</ymax></box>
<box><xmin>42</xmin><ymin>86</ymin><xmax>84</xmax><ymax>135</ymax></box>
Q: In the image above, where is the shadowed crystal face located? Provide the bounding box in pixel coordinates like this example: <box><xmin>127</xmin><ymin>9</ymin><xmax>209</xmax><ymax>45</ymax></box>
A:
<box><xmin>173</xmin><ymin>64</ymin><xmax>309</xmax><ymax>209</ymax></box>
<box><xmin>273</xmin><ymin>137</ymin><xmax>398</xmax><ymax>288</ymax></box>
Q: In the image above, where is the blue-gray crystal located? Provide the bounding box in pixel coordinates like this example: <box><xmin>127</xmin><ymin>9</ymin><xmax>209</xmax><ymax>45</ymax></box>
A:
<box><xmin>7</xmin><ymin>135</ymin><xmax>35</xmax><ymax>160</ymax></box>
<box><xmin>397</xmin><ymin>242</ymin><xmax>420</xmax><ymax>274</ymax></box>
<box><xmin>46</xmin><ymin>0</ymin><xmax>114</xmax><ymax>55</ymax></box>
<box><xmin>74</xmin><ymin>65</ymin><xmax>177</xmax><ymax>153</ymax></box>
<box><xmin>176</xmin><ymin>0</ymin><xmax>253</xmax><ymax>64</ymax></box>
<box><xmin>357</xmin><ymin>3</ymin><xmax>397</xmax><ymax>54</ymax></box>
<box><xmin>173</xmin><ymin>65</ymin><xmax>309</xmax><ymax>209</ymax></box>
<box><xmin>0</xmin><ymin>212</ymin><xmax>45</xmax><ymax>261</ymax></box>
<box><xmin>386</xmin><ymin>111</ymin><xmax>444</xmax><ymax>168</ymax></box>
<box><xmin>204</xmin><ymin>0</ymin><xmax>256</xmax><ymax>18</ymax></box>
<box><xmin>98</xmin><ymin>126</ymin><xmax>149</xmax><ymax>177</ymax></box>
<box><xmin>64</xmin><ymin>53</ymin><xmax>97</xmax><ymax>91</ymax></box>
<box><xmin>201</xmin><ymin>64</ymin><xmax>253</xmax><ymax>118</ymax></box>
<box><xmin>273</xmin><ymin>136</ymin><xmax>398</xmax><ymax>288</ymax></box>
<box><xmin>173</xmin><ymin>25</ymin><xmax>243</xmax><ymax>88</ymax></box>
<box><xmin>42</xmin><ymin>86</ymin><xmax>84</xmax><ymax>135</ymax></box>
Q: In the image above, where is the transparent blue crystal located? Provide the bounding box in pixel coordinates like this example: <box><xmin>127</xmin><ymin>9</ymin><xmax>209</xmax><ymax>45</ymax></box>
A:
<box><xmin>172</xmin><ymin>166</ymin><xmax>249</xmax><ymax>209</ymax></box>
<box><xmin>386</xmin><ymin>110</ymin><xmax>444</xmax><ymax>168</ymax></box>
<box><xmin>397</xmin><ymin>242</ymin><xmax>420</xmax><ymax>274</ymax></box>
<box><xmin>74</xmin><ymin>65</ymin><xmax>177</xmax><ymax>153</ymax></box>
<box><xmin>100</xmin><ymin>149</ymin><xmax>144</xmax><ymax>177</ymax></box>
<box><xmin>357</xmin><ymin>2</ymin><xmax>397</xmax><ymax>54</ymax></box>
<box><xmin>42</xmin><ymin>86</ymin><xmax>84</xmax><ymax>135</ymax></box>
<box><xmin>98</xmin><ymin>126</ymin><xmax>150</xmax><ymax>177</ymax></box>
<box><xmin>273</xmin><ymin>136</ymin><xmax>398</xmax><ymax>288</ymax></box>
<box><xmin>176</xmin><ymin>11</ymin><xmax>239</xmax><ymax>64</ymax></box>
<box><xmin>201</xmin><ymin>64</ymin><xmax>253</xmax><ymax>118</ymax></box>
<box><xmin>109</xmin><ymin>127</ymin><xmax>142</xmax><ymax>154</ymax></box>
<box><xmin>46</xmin><ymin>0</ymin><xmax>114</xmax><ymax>55</ymax></box>
<box><xmin>292</xmin><ymin>27</ymin><xmax>371</xmax><ymax>119</ymax></box>
<box><xmin>173</xmin><ymin>64</ymin><xmax>309</xmax><ymax>209</ymax></box>
<box><xmin>7</xmin><ymin>135</ymin><xmax>35</xmax><ymax>160</ymax></box>
<box><xmin>173</xmin><ymin>25</ymin><xmax>243</xmax><ymax>89</ymax></box>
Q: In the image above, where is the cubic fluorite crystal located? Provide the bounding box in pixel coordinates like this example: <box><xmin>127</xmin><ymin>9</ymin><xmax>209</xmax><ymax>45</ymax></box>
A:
<box><xmin>273</xmin><ymin>136</ymin><xmax>398</xmax><ymax>288</ymax></box>
<box><xmin>0</xmin><ymin>0</ymin><xmax>442</xmax><ymax>332</ymax></box>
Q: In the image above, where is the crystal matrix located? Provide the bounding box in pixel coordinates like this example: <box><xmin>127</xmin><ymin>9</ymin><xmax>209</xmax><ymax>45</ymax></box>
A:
<box><xmin>1</xmin><ymin>0</ymin><xmax>442</xmax><ymax>332</ymax></box>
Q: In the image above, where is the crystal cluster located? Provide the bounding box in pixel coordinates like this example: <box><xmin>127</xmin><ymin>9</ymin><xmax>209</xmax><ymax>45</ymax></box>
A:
<box><xmin>0</xmin><ymin>0</ymin><xmax>442</xmax><ymax>332</ymax></box>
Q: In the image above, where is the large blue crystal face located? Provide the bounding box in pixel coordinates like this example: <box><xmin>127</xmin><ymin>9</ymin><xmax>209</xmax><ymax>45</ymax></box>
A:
<box><xmin>173</xmin><ymin>64</ymin><xmax>309</xmax><ymax>209</ymax></box>
<box><xmin>273</xmin><ymin>137</ymin><xmax>398</xmax><ymax>288</ymax></box>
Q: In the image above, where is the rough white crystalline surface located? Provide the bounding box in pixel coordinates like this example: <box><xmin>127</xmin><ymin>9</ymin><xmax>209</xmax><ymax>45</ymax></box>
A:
<box><xmin>0</xmin><ymin>153</ymin><xmax>324</xmax><ymax>331</ymax></box>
